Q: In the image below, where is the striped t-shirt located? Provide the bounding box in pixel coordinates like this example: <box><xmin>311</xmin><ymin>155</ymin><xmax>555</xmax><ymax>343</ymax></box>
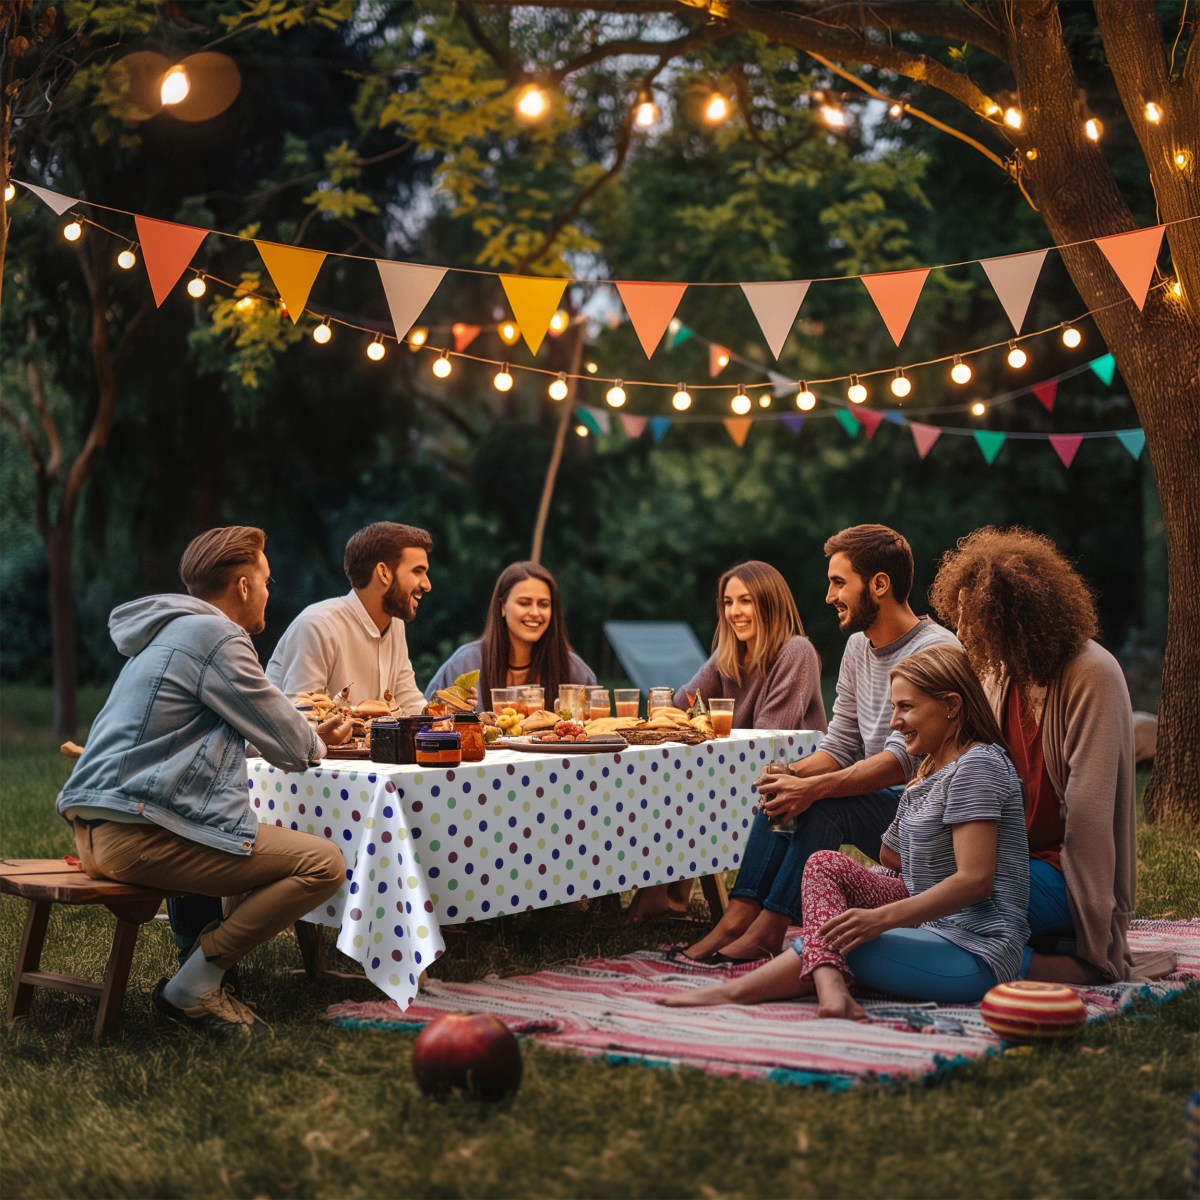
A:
<box><xmin>881</xmin><ymin>742</ymin><xmax>1030</xmax><ymax>983</ymax></box>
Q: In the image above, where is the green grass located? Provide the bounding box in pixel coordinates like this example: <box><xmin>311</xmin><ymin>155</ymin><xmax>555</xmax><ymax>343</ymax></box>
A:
<box><xmin>1</xmin><ymin>694</ymin><xmax>1197</xmax><ymax>1199</ymax></box>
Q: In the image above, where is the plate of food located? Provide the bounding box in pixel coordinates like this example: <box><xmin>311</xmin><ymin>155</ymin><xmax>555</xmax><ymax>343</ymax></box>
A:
<box><xmin>495</xmin><ymin>720</ymin><xmax>628</xmax><ymax>754</ymax></box>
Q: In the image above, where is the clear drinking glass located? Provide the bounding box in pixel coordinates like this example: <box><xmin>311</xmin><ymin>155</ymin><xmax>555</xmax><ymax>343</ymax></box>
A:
<box><xmin>587</xmin><ymin>687</ymin><xmax>611</xmax><ymax>721</ymax></box>
<box><xmin>707</xmin><ymin>697</ymin><xmax>735</xmax><ymax>738</ymax></box>
<box><xmin>518</xmin><ymin>685</ymin><xmax>544</xmax><ymax>716</ymax></box>
<box><xmin>648</xmin><ymin>687</ymin><xmax>674</xmax><ymax>714</ymax></box>
<box><xmin>491</xmin><ymin>687</ymin><xmax>517</xmax><ymax>714</ymax></box>
<box><xmin>614</xmin><ymin>689</ymin><xmax>640</xmax><ymax>719</ymax></box>
<box><xmin>557</xmin><ymin>684</ymin><xmax>586</xmax><ymax>722</ymax></box>
<box><xmin>759</xmin><ymin>761</ymin><xmax>798</xmax><ymax>834</ymax></box>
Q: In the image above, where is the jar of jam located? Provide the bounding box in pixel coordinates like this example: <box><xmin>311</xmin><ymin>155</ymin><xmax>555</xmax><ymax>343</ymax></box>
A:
<box><xmin>453</xmin><ymin>713</ymin><xmax>486</xmax><ymax>762</ymax></box>
<box><xmin>414</xmin><ymin>730</ymin><xmax>462</xmax><ymax>767</ymax></box>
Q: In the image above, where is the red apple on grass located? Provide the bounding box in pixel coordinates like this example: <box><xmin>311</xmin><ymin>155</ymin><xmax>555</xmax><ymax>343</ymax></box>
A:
<box><xmin>412</xmin><ymin>1013</ymin><xmax>522</xmax><ymax>1101</ymax></box>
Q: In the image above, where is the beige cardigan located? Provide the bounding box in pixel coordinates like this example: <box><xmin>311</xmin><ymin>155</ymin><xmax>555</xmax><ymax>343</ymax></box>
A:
<box><xmin>984</xmin><ymin>640</ymin><xmax>1138</xmax><ymax>981</ymax></box>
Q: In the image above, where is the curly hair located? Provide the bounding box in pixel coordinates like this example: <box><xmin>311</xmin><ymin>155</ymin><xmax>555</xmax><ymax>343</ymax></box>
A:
<box><xmin>928</xmin><ymin>527</ymin><xmax>1098</xmax><ymax>690</ymax></box>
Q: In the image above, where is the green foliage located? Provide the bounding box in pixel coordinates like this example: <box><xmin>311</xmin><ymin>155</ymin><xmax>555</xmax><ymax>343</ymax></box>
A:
<box><xmin>217</xmin><ymin>0</ymin><xmax>355</xmax><ymax>36</ymax></box>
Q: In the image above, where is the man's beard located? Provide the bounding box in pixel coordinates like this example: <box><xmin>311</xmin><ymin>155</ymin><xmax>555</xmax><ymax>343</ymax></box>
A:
<box><xmin>382</xmin><ymin>577</ymin><xmax>418</xmax><ymax>621</ymax></box>
<box><xmin>841</xmin><ymin>589</ymin><xmax>879</xmax><ymax>635</ymax></box>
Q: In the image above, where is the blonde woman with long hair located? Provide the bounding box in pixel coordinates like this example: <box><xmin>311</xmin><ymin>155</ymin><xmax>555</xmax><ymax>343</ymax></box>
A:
<box><xmin>626</xmin><ymin>561</ymin><xmax>826</xmax><ymax>924</ymax></box>
<box><xmin>660</xmin><ymin>646</ymin><xmax>1031</xmax><ymax>1015</ymax></box>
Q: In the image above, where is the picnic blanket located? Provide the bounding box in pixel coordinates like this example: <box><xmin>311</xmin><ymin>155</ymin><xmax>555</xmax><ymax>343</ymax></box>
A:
<box><xmin>325</xmin><ymin>919</ymin><xmax>1199</xmax><ymax>1088</ymax></box>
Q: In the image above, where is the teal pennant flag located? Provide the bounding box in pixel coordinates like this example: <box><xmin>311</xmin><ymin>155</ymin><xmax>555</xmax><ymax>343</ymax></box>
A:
<box><xmin>649</xmin><ymin>416</ymin><xmax>671</xmax><ymax>443</ymax></box>
<box><xmin>835</xmin><ymin>410</ymin><xmax>861</xmax><ymax>438</ymax></box>
<box><xmin>1088</xmin><ymin>354</ymin><xmax>1116</xmax><ymax>386</ymax></box>
<box><xmin>575</xmin><ymin>407</ymin><xmax>603</xmax><ymax>436</ymax></box>
<box><xmin>1114</xmin><ymin>428</ymin><xmax>1146</xmax><ymax>460</ymax></box>
<box><xmin>670</xmin><ymin>324</ymin><xmax>693</xmax><ymax>348</ymax></box>
<box><xmin>974</xmin><ymin>430</ymin><xmax>1007</xmax><ymax>464</ymax></box>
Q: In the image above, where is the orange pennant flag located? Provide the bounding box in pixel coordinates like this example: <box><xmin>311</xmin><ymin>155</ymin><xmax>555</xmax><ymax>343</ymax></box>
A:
<box><xmin>616</xmin><ymin>281</ymin><xmax>688</xmax><ymax>358</ymax></box>
<box><xmin>254</xmin><ymin>241</ymin><xmax>327</xmax><ymax>323</ymax></box>
<box><xmin>723</xmin><ymin>417</ymin><xmax>753</xmax><ymax>447</ymax></box>
<box><xmin>134</xmin><ymin>216</ymin><xmax>208</xmax><ymax>307</ymax></box>
<box><xmin>500</xmin><ymin>275</ymin><xmax>568</xmax><ymax>354</ymax></box>
<box><xmin>1094</xmin><ymin>225</ymin><xmax>1164</xmax><ymax>311</ymax></box>
<box><xmin>859</xmin><ymin>268</ymin><xmax>930</xmax><ymax>345</ymax></box>
<box><xmin>709</xmin><ymin>343</ymin><xmax>731</xmax><ymax>377</ymax></box>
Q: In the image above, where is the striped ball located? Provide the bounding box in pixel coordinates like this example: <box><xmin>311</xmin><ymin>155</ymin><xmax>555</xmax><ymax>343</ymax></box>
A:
<box><xmin>980</xmin><ymin>981</ymin><xmax>1087</xmax><ymax>1043</ymax></box>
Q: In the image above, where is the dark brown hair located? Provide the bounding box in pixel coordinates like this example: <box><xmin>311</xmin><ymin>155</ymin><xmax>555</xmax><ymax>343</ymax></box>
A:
<box><xmin>179</xmin><ymin>526</ymin><xmax>265</xmax><ymax>599</ymax></box>
<box><xmin>478</xmin><ymin>562</ymin><xmax>575</xmax><ymax>707</ymax></box>
<box><xmin>712</xmin><ymin>561</ymin><xmax>807</xmax><ymax>686</ymax></box>
<box><xmin>928</xmin><ymin>526</ymin><xmax>1098</xmax><ymax>690</ymax></box>
<box><xmin>343</xmin><ymin>522</ymin><xmax>433</xmax><ymax>590</ymax></box>
<box><xmin>824</xmin><ymin>524</ymin><xmax>914</xmax><ymax>603</ymax></box>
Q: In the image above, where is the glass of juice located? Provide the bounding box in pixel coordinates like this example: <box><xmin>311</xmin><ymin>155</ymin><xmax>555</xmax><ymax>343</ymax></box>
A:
<box><xmin>557</xmin><ymin>684</ymin><xmax>586</xmax><ymax>722</ymax></box>
<box><xmin>648</xmin><ymin>687</ymin><xmax>674</xmax><ymax>714</ymax></box>
<box><xmin>587</xmin><ymin>687</ymin><xmax>611</xmax><ymax>721</ymax></box>
<box><xmin>708</xmin><ymin>697</ymin><xmax>735</xmax><ymax>738</ymax></box>
<box><xmin>518</xmin><ymin>685</ymin><xmax>544</xmax><ymax>716</ymax></box>
<box><xmin>491</xmin><ymin>687</ymin><xmax>517</xmax><ymax>714</ymax></box>
<box><xmin>614</xmin><ymin>689</ymin><xmax>640</xmax><ymax>719</ymax></box>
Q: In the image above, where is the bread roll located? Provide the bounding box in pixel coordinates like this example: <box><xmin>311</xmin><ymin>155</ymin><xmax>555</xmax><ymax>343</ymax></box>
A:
<box><xmin>353</xmin><ymin>699</ymin><xmax>393</xmax><ymax>718</ymax></box>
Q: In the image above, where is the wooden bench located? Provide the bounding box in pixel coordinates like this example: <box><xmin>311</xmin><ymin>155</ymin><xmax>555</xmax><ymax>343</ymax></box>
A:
<box><xmin>1</xmin><ymin>859</ymin><xmax>183</xmax><ymax>1039</ymax></box>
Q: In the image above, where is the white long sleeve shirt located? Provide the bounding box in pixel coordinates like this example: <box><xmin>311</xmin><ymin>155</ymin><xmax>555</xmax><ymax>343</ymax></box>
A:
<box><xmin>265</xmin><ymin>589</ymin><xmax>425</xmax><ymax>715</ymax></box>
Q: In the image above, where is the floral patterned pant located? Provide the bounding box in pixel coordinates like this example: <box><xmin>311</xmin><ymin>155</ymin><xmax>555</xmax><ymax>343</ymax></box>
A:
<box><xmin>797</xmin><ymin>849</ymin><xmax>909</xmax><ymax>980</ymax></box>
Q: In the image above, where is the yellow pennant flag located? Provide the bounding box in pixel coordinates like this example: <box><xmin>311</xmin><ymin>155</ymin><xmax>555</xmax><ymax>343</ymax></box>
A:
<box><xmin>254</xmin><ymin>240</ymin><xmax>327</xmax><ymax>324</ymax></box>
<box><xmin>500</xmin><ymin>275</ymin><xmax>568</xmax><ymax>354</ymax></box>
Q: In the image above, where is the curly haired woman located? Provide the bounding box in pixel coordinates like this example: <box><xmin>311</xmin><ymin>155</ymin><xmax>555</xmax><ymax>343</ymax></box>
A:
<box><xmin>929</xmin><ymin>527</ymin><xmax>1156</xmax><ymax>984</ymax></box>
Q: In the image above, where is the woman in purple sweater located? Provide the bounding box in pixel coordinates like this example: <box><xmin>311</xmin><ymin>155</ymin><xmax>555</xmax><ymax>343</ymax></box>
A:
<box><xmin>626</xmin><ymin>561</ymin><xmax>828</xmax><ymax>923</ymax></box>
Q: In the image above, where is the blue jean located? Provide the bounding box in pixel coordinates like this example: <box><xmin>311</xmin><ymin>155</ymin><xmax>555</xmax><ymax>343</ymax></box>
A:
<box><xmin>792</xmin><ymin>927</ymin><xmax>997</xmax><ymax>1004</ymax></box>
<box><xmin>730</xmin><ymin>786</ymin><xmax>904</xmax><ymax>920</ymax></box>
<box><xmin>1027</xmin><ymin>856</ymin><xmax>1075</xmax><ymax>957</ymax></box>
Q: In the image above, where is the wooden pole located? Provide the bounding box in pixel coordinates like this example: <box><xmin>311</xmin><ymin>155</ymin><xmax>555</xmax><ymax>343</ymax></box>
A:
<box><xmin>530</xmin><ymin>323</ymin><xmax>584</xmax><ymax>564</ymax></box>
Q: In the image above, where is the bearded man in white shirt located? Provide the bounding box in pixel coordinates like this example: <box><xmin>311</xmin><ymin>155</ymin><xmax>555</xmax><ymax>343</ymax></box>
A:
<box><xmin>267</xmin><ymin>522</ymin><xmax>432</xmax><ymax>714</ymax></box>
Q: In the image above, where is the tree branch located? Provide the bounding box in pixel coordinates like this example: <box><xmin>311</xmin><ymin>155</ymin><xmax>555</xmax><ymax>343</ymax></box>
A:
<box><xmin>458</xmin><ymin>1</ymin><xmax>525</xmax><ymax>85</ymax></box>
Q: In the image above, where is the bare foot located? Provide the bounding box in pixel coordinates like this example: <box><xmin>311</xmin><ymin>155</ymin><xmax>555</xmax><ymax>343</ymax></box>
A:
<box><xmin>680</xmin><ymin>898</ymin><xmax>760</xmax><ymax>957</ymax></box>
<box><xmin>661</xmin><ymin>950</ymin><xmax>815</xmax><ymax>1008</ymax></box>
<box><xmin>657</xmin><ymin>984</ymin><xmax>735</xmax><ymax>1007</ymax></box>
<box><xmin>812</xmin><ymin>965</ymin><xmax>867</xmax><ymax>1021</ymax></box>
<box><xmin>711</xmin><ymin>908</ymin><xmax>793</xmax><ymax>961</ymax></box>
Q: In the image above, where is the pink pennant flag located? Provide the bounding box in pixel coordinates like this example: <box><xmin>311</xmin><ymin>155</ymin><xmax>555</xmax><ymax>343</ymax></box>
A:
<box><xmin>709</xmin><ymin>343</ymin><xmax>731</xmax><ymax>378</ymax></box>
<box><xmin>859</xmin><ymin>268</ymin><xmax>930</xmax><ymax>345</ymax></box>
<box><xmin>619</xmin><ymin>413</ymin><xmax>648</xmax><ymax>438</ymax></box>
<box><xmin>134</xmin><ymin>215</ymin><xmax>208</xmax><ymax>307</ymax></box>
<box><xmin>859</xmin><ymin>408</ymin><xmax>884</xmax><ymax>439</ymax></box>
<box><xmin>739</xmin><ymin>280</ymin><xmax>811</xmax><ymax>359</ymax></box>
<box><xmin>1031</xmin><ymin>379</ymin><xmax>1058</xmax><ymax>412</ymax></box>
<box><xmin>452</xmin><ymin>323</ymin><xmax>480</xmax><ymax>352</ymax></box>
<box><xmin>979</xmin><ymin>249</ymin><xmax>1048</xmax><ymax>336</ymax></box>
<box><xmin>615</xmin><ymin>281</ymin><xmax>688</xmax><ymax>358</ymax></box>
<box><xmin>909</xmin><ymin>422</ymin><xmax>941</xmax><ymax>459</ymax></box>
<box><xmin>1094</xmin><ymin>225</ymin><xmax>1165</xmax><ymax>311</ymax></box>
<box><xmin>1049</xmin><ymin>433</ymin><xmax>1083</xmax><ymax>468</ymax></box>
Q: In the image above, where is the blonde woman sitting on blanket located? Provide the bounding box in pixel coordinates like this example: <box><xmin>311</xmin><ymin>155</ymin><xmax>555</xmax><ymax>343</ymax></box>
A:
<box><xmin>660</xmin><ymin>646</ymin><xmax>1030</xmax><ymax>1017</ymax></box>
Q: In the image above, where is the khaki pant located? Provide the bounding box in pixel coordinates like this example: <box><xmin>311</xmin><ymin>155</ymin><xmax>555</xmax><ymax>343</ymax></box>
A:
<box><xmin>73</xmin><ymin>820</ymin><xmax>344</xmax><ymax>969</ymax></box>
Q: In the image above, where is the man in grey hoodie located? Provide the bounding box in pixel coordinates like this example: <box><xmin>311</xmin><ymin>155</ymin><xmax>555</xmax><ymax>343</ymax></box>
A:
<box><xmin>58</xmin><ymin>526</ymin><xmax>349</xmax><ymax>1036</ymax></box>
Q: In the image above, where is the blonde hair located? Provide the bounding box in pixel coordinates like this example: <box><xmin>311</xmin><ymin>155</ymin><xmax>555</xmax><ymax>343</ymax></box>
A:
<box><xmin>713</xmin><ymin>561</ymin><xmax>807</xmax><ymax>686</ymax></box>
<box><xmin>179</xmin><ymin>526</ymin><xmax>265</xmax><ymax>599</ymax></box>
<box><xmin>889</xmin><ymin>645</ymin><xmax>1008</xmax><ymax>779</ymax></box>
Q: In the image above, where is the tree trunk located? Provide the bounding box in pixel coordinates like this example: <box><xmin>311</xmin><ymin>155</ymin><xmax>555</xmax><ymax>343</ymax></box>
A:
<box><xmin>46</xmin><ymin>523</ymin><xmax>78</xmax><ymax>735</ymax></box>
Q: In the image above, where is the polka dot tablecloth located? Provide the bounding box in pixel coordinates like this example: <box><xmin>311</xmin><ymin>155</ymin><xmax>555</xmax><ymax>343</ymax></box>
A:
<box><xmin>248</xmin><ymin>729</ymin><xmax>821</xmax><ymax>1010</ymax></box>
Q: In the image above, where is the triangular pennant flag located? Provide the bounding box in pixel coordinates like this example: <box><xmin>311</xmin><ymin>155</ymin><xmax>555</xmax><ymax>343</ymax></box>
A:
<box><xmin>615</xmin><ymin>281</ymin><xmax>688</xmax><ymax>358</ymax></box>
<box><xmin>910</xmin><ymin>422</ymin><xmax>941</xmax><ymax>459</ymax></box>
<box><xmin>859</xmin><ymin>268</ymin><xmax>930</xmax><ymax>345</ymax></box>
<box><xmin>500</xmin><ymin>275</ymin><xmax>568</xmax><ymax>354</ymax></box>
<box><xmin>1115</xmin><ymin>429</ymin><xmax>1145</xmax><ymax>460</ymax></box>
<box><xmin>18</xmin><ymin>180</ymin><xmax>78</xmax><ymax>215</ymax></box>
<box><xmin>574</xmin><ymin>407</ymin><xmax>602</xmax><ymax>436</ymax></box>
<box><xmin>584</xmin><ymin>405</ymin><xmax>611</xmax><ymax>435</ymax></box>
<box><xmin>670</xmin><ymin>323</ymin><xmax>693</xmax><ymax>348</ymax></box>
<box><xmin>376</xmin><ymin>261</ymin><xmax>447</xmax><ymax>342</ymax></box>
<box><xmin>723</xmin><ymin>417</ymin><xmax>753</xmax><ymax>447</ymax></box>
<box><xmin>1031</xmin><ymin>378</ymin><xmax>1058</xmax><ymax>411</ymax></box>
<box><xmin>649</xmin><ymin>416</ymin><xmax>671</xmax><ymax>443</ymax></box>
<box><xmin>979</xmin><ymin>249</ymin><xmax>1048</xmax><ymax>336</ymax></box>
<box><xmin>974</xmin><ymin>430</ymin><xmax>1007</xmax><ymax>464</ymax></box>
<box><xmin>618</xmin><ymin>413</ymin><xmax>648</xmax><ymax>438</ymax></box>
<box><xmin>254</xmin><ymin>240</ymin><xmax>327</xmax><ymax>323</ymax></box>
<box><xmin>134</xmin><ymin>215</ymin><xmax>209</xmax><ymax>307</ymax></box>
<box><xmin>859</xmin><ymin>409</ymin><xmax>884</xmax><ymax>439</ymax></box>
<box><xmin>739</xmin><ymin>280</ymin><xmax>812</xmax><ymax>359</ymax></box>
<box><xmin>768</xmin><ymin>370</ymin><xmax>797</xmax><ymax>399</ymax></box>
<box><xmin>709</xmin><ymin>343</ymin><xmax>731</xmax><ymax>378</ymax></box>
<box><xmin>452</xmin><ymin>323</ymin><xmax>480</xmax><ymax>353</ymax></box>
<box><xmin>781</xmin><ymin>414</ymin><xmax>804</xmax><ymax>435</ymax></box>
<box><xmin>1088</xmin><ymin>353</ymin><xmax>1116</xmax><ymax>386</ymax></box>
<box><xmin>1049</xmin><ymin>433</ymin><xmax>1083</xmax><ymax>468</ymax></box>
<box><xmin>1094</xmin><ymin>225</ymin><xmax>1164</xmax><ymax>311</ymax></box>
<box><xmin>835</xmin><ymin>410</ymin><xmax>860</xmax><ymax>438</ymax></box>
<box><xmin>883</xmin><ymin>410</ymin><xmax>907</xmax><ymax>425</ymax></box>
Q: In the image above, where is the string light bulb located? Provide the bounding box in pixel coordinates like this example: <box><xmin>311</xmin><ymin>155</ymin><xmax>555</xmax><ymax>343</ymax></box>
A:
<box><xmin>888</xmin><ymin>102</ymin><xmax>903</xmax><ymax>119</ymax></box>
<box><xmin>1004</xmin><ymin>107</ymin><xmax>1022</xmax><ymax>129</ymax></box>
<box><xmin>703</xmin><ymin>92</ymin><xmax>731</xmax><ymax>124</ymax></box>
<box><xmin>575</xmin><ymin>424</ymin><xmax>589</xmax><ymax>438</ymax></box>
<box><xmin>160</xmin><ymin>64</ymin><xmax>190</xmax><ymax>106</ymax></box>
<box><xmin>847</xmin><ymin>376</ymin><xmax>867</xmax><ymax>404</ymax></box>
<box><xmin>758</xmin><ymin>391</ymin><xmax>772</xmax><ymax>408</ymax></box>
<box><xmin>1175</xmin><ymin>150</ymin><xmax>1191</xmax><ymax>169</ymax></box>
<box><xmin>1144</xmin><ymin>102</ymin><xmax>1162</xmax><ymax>123</ymax></box>
<box><xmin>117</xmin><ymin>246</ymin><xmax>136</xmax><ymax>269</ymax></box>
<box><xmin>3</xmin><ymin>182</ymin><xmax>14</xmax><ymax>202</ymax></box>
<box><xmin>715</xmin><ymin>350</ymin><xmax>730</xmax><ymax>370</ymax></box>
<box><xmin>1172</xmin><ymin>279</ymin><xmax>1183</xmax><ymax>298</ymax></box>
<box><xmin>408</xmin><ymin>326</ymin><xmax>428</xmax><ymax>350</ymax></box>
<box><xmin>634</xmin><ymin>95</ymin><xmax>659</xmax><ymax>127</ymax></box>
<box><xmin>1085</xmin><ymin>118</ymin><xmax>1102</xmax><ymax>141</ymax></box>
<box><xmin>950</xmin><ymin>355</ymin><xmax>972</xmax><ymax>385</ymax></box>
<box><xmin>187</xmin><ymin>275</ymin><xmax>206</xmax><ymax>298</ymax></box>
<box><xmin>672</xmin><ymin>383</ymin><xmax>692</xmax><ymax>411</ymax></box>
<box><xmin>432</xmin><ymin>350</ymin><xmax>452</xmax><ymax>377</ymax></box>
<box><xmin>313</xmin><ymin>320</ymin><xmax>331</xmax><ymax>344</ymax></box>
<box><xmin>983</xmin><ymin>100</ymin><xmax>1001</xmax><ymax>118</ymax></box>
<box><xmin>367</xmin><ymin>336</ymin><xmax>386</xmax><ymax>361</ymax></box>
<box><xmin>1006</xmin><ymin>340</ymin><xmax>1027</xmax><ymax>369</ymax></box>
<box><xmin>971</xmin><ymin>401</ymin><xmax>987</xmax><ymax>417</ymax></box>
<box><xmin>796</xmin><ymin>384</ymin><xmax>816</xmax><ymax>411</ymax></box>
<box><xmin>515</xmin><ymin>84</ymin><xmax>549</xmax><ymax>123</ymax></box>
<box><xmin>493</xmin><ymin>363</ymin><xmax>513</xmax><ymax>392</ymax></box>
<box><xmin>731</xmin><ymin>386</ymin><xmax>752</xmax><ymax>415</ymax></box>
<box><xmin>585</xmin><ymin>361</ymin><xmax>598</xmax><ymax>374</ymax></box>
<box><xmin>498</xmin><ymin>320</ymin><xmax>520</xmax><ymax>347</ymax></box>
<box><xmin>890</xmin><ymin>369</ymin><xmax>911</xmax><ymax>399</ymax></box>
<box><xmin>548</xmin><ymin>309</ymin><xmax>569</xmax><ymax>334</ymax></box>
<box><xmin>820</xmin><ymin>104</ymin><xmax>846</xmax><ymax>128</ymax></box>
<box><xmin>548</xmin><ymin>372</ymin><xmax>569</xmax><ymax>401</ymax></box>
<box><xmin>606</xmin><ymin>380</ymin><xmax>626</xmax><ymax>407</ymax></box>
<box><xmin>63</xmin><ymin>220</ymin><xmax>82</xmax><ymax>241</ymax></box>
<box><xmin>1061</xmin><ymin>323</ymin><xmax>1082</xmax><ymax>348</ymax></box>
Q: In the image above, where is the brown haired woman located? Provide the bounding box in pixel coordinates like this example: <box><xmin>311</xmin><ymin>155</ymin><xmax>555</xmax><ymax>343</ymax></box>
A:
<box><xmin>424</xmin><ymin>561</ymin><xmax>596</xmax><ymax>711</ymax></box>
<box><xmin>625</xmin><ymin>561</ymin><xmax>827</xmax><ymax>924</ymax></box>
<box><xmin>930</xmin><ymin>527</ymin><xmax>1148</xmax><ymax>984</ymax></box>
<box><xmin>660</xmin><ymin>646</ymin><xmax>1030</xmax><ymax>1015</ymax></box>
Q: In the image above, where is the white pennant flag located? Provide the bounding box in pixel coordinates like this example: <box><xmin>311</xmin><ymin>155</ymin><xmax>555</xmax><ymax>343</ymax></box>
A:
<box><xmin>768</xmin><ymin>370</ymin><xmax>798</xmax><ymax>398</ymax></box>
<box><xmin>740</xmin><ymin>280</ymin><xmax>812</xmax><ymax>359</ymax></box>
<box><xmin>979</xmin><ymin>249</ymin><xmax>1048</xmax><ymax>336</ymax></box>
<box><xmin>18</xmin><ymin>180</ymin><xmax>78</xmax><ymax>215</ymax></box>
<box><xmin>376</xmin><ymin>260</ymin><xmax>447</xmax><ymax>342</ymax></box>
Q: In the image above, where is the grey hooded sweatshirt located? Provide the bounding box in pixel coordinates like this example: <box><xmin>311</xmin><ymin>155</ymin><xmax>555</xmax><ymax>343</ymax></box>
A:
<box><xmin>57</xmin><ymin>594</ymin><xmax>325</xmax><ymax>855</ymax></box>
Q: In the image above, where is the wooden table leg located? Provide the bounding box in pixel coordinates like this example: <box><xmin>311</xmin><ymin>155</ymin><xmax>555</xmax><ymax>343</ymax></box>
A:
<box><xmin>295</xmin><ymin>921</ymin><xmax>327</xmax><ymax>978</ymax></box>
<box><xmin>94</xmin><ymin>918</ymin><xmax>141</xmax><ymax>1040</ymax></box>
<box><xmin>699</xmin><ymin>873</ymin><xmax>729</xmax><ymax>921</ymax></box>
<box><xmin>8</xmin><ymin>900</ymin><xmax>51</xmax><ymax>1022</ymax></box>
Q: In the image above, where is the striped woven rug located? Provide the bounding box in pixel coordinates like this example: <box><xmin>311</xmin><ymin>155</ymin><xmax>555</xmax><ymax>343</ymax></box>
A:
<box><xmin>325</xmin><ymin>919</ymin><xmax>1199</xmax><ymax>1087</ymax></box>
